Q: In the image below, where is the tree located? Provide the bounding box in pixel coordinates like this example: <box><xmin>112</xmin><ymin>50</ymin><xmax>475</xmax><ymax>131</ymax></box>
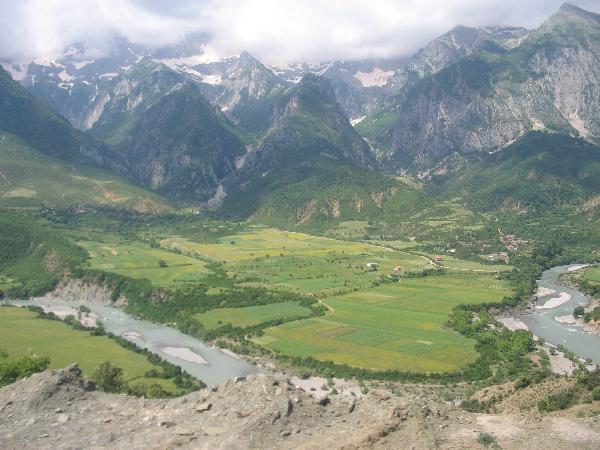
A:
<box><xmin>0</xmin><ymin>353</ymin><xmax>50</xmax><ymax>388</ymax></box>
<box><xmin>92</xmin><ymin>361</ymin><xmax>125</xmax><ymax>393</ymax></box>
<box><xmin>158</xmin><ymin>259</ymin><xmax>168</xmax><ymax>268</ymax></box>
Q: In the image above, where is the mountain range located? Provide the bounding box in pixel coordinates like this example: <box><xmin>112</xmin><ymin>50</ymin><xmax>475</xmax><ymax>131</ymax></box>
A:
<box><xmin>1</xmin><ymin>2</ymin><xmax>599</xmax><ymax>221</ymax></box>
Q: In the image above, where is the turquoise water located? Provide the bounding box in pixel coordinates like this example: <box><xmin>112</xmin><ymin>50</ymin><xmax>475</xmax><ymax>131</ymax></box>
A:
<box><xmin>518</xmin><ymin>264</ymin><xmax>600</xmax><ymax>363</ymax></box>
<box><xmin>8</xmin><ymin>299</ymin><xmax>261</xmax><ymax>386</ymax></box>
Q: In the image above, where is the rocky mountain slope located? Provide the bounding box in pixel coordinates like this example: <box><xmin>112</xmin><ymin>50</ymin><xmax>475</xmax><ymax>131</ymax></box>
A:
<box><xmin>2</xmin><ymin>365</ymin><xmax>600</xmax><ymax>449</ymax></box>
<box><xmin>1</xmin><ymin>36</ymin><xmax>146</xmax><ymax>130</ymax></box>
<box><xmin>111</xmin><ymin>81</ymin><xmax>246</xmax><ymax>202</ymax></box>
<box><xmin>363</xmin><ymin>3</ymin><xmax>600</xmax><ymax>171</ymax></box>
<box><xmin>1</xmin><ymin>3</ymin><xmax>599</xmax><ymax>206</ymax></box>
<box><xmin>221</xmin><ymin>74</ymin><xmax>376</xmax><ymax>213</ymax></box>
<box><xmin>87</xmin><ymin>62</ymin><xmax>247</xmax><ymax>202</ymax></box>
<box><xmin>0</xmin><ymin>65</ymin><xmax>105</xmax><ymax>163</ymax></box>
<box><xmin>384</xmin><ymin>24</ymin><xmax>529</xmax><ymax>94</ymax></box>
<box><xmin>202</xmin><ymin>52</ymin><xmax>290</xmax><ymax>135</ymax></box>
<box><xmin>0</xmin><ymin>66</ymin><xmax>168</xmax><ymax>210</ymax></box>
<box><xmin>435</xmin><ymin>131</ymin><xmax>600</xmax><ymax>213</ymax></box>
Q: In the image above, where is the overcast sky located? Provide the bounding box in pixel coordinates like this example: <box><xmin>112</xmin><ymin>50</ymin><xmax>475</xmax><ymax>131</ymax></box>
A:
<box><xmin>1</xmin><ymin>0</ymin><xmax>599</xmax><ymax>63</ymax></box>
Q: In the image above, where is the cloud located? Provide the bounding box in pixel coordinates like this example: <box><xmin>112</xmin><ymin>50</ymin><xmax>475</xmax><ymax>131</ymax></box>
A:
<box><xmin>1</xmin><ymin>0</ymin><xmax>599</xmax><ymax>63</ymax></box>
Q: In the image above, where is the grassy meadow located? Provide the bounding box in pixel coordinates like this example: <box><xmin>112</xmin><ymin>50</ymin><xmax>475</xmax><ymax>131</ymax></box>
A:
<box><xmin>583</xmin><ymin>266</ymin><xmax>600</xmax><ymax>287</ymax></box>
<box><xmin>79</xmin><ymin>240</ymin><xmax>210</xmax><ymax>286</ymax></box>
<box><xmin>0</xmin><ymin>307</ymin><xmax>176</xmax><ymax>391</ymax></box>
<box><xmin>0</xmin><ymin>134</ymin><xmax>169</xmax><ymax>212</ymax></box>
<box><xmin>195</xmin><ymin>302</ymin><xmax>312</xmax><ymax>329</ymax></box>
<box><xmin>255</xmin><ymin>273</ymin><xmax>512</xmax><ymax>372</ymax></box>
<box><xmin>161</xmin><ymin>227</ymin><xmax>431</xmax><ymax>294</ymax></box>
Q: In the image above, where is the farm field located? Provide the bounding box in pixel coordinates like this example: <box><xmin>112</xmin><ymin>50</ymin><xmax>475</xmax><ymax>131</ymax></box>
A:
<box><xmin>161</xmin><ymin>228</ymin><xmax>431</xmax><ymax>294</ymax></box>
<box><xmin>0</xmin><ymin>307</ymin><xmax>176</xmax><ymax>391</ymax></box>
<box><xmin>421</xmin><ymin>254</ymin><xmax>512</xmax><ymax>273</ymax></box>
<box><xmin>255</xmin><ymin>273</ymin><xmax>512</xmax><ymax>372</ymax></box>
<box><xmin>583</xmin><ymin>266</ymin><xmax>600</xmax><ymax>286</ymax></box>
<box><xmin>79</xmin><ymin>240</ymin><xmax>210</xmax><ymax>286</ymax></box>
<box><xmin>195</xmin><ymin>302</ymin><xmax>312</xmax><ymax>330</ymax></box>
<box><xmin>324</xmin><ymin>220</ymin><xmax>370</xmax><ymax>239</ymax></box>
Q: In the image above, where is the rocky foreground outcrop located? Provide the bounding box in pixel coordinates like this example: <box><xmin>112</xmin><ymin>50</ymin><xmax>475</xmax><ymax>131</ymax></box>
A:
<box><xmin>2</xmin><ymin>365</ymin><xmax>600</xmax><ymax>449</ymax></box>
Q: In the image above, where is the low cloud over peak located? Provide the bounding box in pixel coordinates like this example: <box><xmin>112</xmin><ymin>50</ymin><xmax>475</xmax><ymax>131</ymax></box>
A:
<box><xmin>1</xmin><ymin>0</ymin><xmax>599</xmax><ymax>64</ymax></box>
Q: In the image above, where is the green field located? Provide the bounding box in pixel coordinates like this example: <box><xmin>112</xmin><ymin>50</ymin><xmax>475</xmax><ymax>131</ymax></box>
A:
<box><xmin>0</xmin><ymin>307</ymin><xmax>175</xmax><ymax>390</ymax></box>
<box><xmin>0</xmin><ymin>133</ymin><xmax>169</xmax><ymax>212</ymax></box>
<box><xmin>421</xmin><ymin>254</ymin><xmax>512</xmax><ymax>272</ymax></box>
<box><xmin>255</xmin><ymin>273</ymin><xmax>512</xmax><ymax>372</ymax></box>
<box><xmin>74</xmin><ymin>226</ymin><xmax>517</xmax><ymax>373</ymax></box>
<box><xmin>195</xmin><ymin>302</ymin><xmax>313</xmax><ymax>329</ymax></box>
<box><xmin>583</xmin><ymin>266</ymin><xmax>600</xmax><ymax>286</ymax></box>
<box><xmin>79</xmin><ymin>240</ymin><xmax>210</xmax><ymax>286</ymax></box>
<box><xmin>162</xmin><ymin>228</ymin><xmax>431</xmax><ymax>294</ymax></box>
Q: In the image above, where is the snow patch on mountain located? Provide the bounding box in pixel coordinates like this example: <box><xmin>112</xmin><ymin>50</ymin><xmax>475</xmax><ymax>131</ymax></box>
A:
<box><xmin>353</xmin><ymin>68</ymin><xmax>395</xmax><ymax>87</ymax></box>
<box><xmin>351</xmin><ymin>116</ymin><xmax>366</xmax><ymax>126</ymax></box>
<box><xmin>72</xmin><ymin>60</ymin><xmax>94</xmax><ymax>70</ymax></box>
<box><xmin>58</xmin><ymin>70</ymin><xmax>74</xmax><ymax>82</ymax></box>
<box><xmin>1</xmin><ymin>62</ymin><xmax>26</xmax><ymax>81</ymax></box>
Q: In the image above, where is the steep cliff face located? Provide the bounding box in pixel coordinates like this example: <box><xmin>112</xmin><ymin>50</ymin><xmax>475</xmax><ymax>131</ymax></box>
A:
<box><xmin>236</xmin><ymin>74</ymin><xmax>373</xmax><ymax>178</ymax></box>
<box><xmin>1</xmin><ymin>36</ymin><xmax>146</xmax><ymax>130</ymax></box>
<box><xmin>371</xmin><ymin>4</ymin><xmax>600</xmax><ymax>171</ymax></box>
<box><xmin>89</xmin><ymin>62</ymin><xmax>187</xmax><ymax>142</ymax></box>
<box><xmin>386</xmin><ymin>25</ymin><xmax>529</xmax><ymax>94</ymax></box>
<box><xmin>113</xmin><ymin>82</ymin><xmax>246</xmax><ymax>201</ymax></box>
<box><xmin>198</xmin><ymin>52</ymin><xmax>289</xmax><ymax>135</ymax></box>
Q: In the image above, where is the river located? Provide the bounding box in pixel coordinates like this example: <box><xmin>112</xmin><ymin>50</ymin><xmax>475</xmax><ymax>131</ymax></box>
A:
<box><xmin>514</xmin><ymin>264</ymin><xmax>600</xmax><ymax>364</ymax></box>
<box><xmin>7</xmin><ymin>299</ymin><xmax>261</xmax><ymax>386</ymax></box>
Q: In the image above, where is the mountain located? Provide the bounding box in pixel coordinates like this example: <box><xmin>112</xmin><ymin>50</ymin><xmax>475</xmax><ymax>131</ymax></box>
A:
<box><xmin>436</xmin><ymin>131</ymin><xmax>600</xmax><ymax>213</ymax></box>
<box><xmin>201</xmin><ymin>52</ymin><xmax>290</xmax><ymax>134</ymax></box>
<box><xmin>360</xmin><ymin>3</ymin><xmax>600</xmax><ymax>171</ymax></box>
<box><xmin>228</xmin><ymin>165</ymin><xmax>428</xmax><ymax>230</ymax></box>
<box><xmin>385</xmin><ymin>25</ymin><xmax>529</xmax><ymax>94</ymax></box>
<box><xmin>88</xmin><ymin>62</ymin><xmax>189</xmax><ymax>144</ymax></box>
<box><xmin>1</xmin><ymin>36</ymin><xmax>146</xmax><ymax>130</ymax></box>
<box><xmin>0</xmin><ymin>65</ymin><xmax>119</xmax><ymax>166</ymax></box>
<box><xmin>271</xmin><ymin>58</ymin><xmax>406</xmax><ymax>123</ymax></box>
<box><xmin>86</xmin><ymin>63</ymin><xmax>247</xmax><ymax>202</ymax></box>
<box><xmin>221</xmin><ymin>75</ymin><xmax>378</xmax><ymax>216</ymax></box>
<box><xmin>0</xmin><ymin>66</ymin><xmax>168</xmax><ymax>210</ymax></box>
<box><xmin>234</xmin><ymin>74</ymin><xmax>374</xmax><ymax>178</ymax></box>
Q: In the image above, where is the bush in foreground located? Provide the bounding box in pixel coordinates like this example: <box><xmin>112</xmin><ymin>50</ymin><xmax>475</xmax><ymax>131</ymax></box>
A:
<box><xmin>91</xmin><ymin>361</ymin><xmax>126</xmax><ymax>393</ymax></box>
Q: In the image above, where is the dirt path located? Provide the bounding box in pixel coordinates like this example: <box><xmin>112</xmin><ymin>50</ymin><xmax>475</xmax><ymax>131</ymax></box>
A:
<box><xmin>0</xmin><ymin>169</ymin><xmax>10</xmax><ymax>184</ymax></box>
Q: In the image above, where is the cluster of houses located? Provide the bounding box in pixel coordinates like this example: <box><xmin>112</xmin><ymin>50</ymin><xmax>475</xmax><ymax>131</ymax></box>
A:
<box><xmin>499</xmin><ymin>231</ymin><xmax>529</xmax><ymax>253</ymax></box>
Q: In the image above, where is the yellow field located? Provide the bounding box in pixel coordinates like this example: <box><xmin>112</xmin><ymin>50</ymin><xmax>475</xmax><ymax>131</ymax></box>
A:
<box><xmin>161</xmin><ymin>227</ymin><xmax>431</xmax><ymax>294</ymax></box>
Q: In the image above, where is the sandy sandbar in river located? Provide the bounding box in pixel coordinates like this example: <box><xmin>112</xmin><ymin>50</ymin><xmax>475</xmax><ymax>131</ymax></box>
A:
<box><xmin>161</xmin><ymin>346</ymin><xmax>208</xmax><ymax>364</ymax></box>
<box><xmin>536</xmin><ymin>292</ymin><xmax>571</xmax><ymax>310</ymax></box>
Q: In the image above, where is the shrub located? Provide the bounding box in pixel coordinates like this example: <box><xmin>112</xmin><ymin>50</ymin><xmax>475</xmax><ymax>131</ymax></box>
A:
<box><xmin>158</xmin><ymin>259</ymin><xmax>168</xmax><ymax>268</ymax></box>
<box><xmin>592</xmin><ymin>386</ymin><xmax>600</xmax><ymax>401</ymax></box>
<box><xmin>537</xmin><ymin>387</ymin><xmax>578</xmax><ymax>412</ymax></box>
<box><xmin>0</xmin><ymin>353</ymin><xmax>50</xmax><ymax>388</ymax></box>
<box><xmin>476</xmin><ymin>432</ymin><xmax>497</xmax><ymax>447</ymax></box>
<box><xmin>127</xmin><ymin>382</ymin><xmax>170</xmax><ymax>399</ymax></box>
<box><xmin>92</xmin><ymin>361</ymin><xmax>126</xmax><ymax>393</ymax></box>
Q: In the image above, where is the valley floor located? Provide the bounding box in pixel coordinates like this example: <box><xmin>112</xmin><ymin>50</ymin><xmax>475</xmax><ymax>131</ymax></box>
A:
<box><xmin>75</xmin><ymin>225</ymin><xmax>513</xmax><ymax>373</ymax></box>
